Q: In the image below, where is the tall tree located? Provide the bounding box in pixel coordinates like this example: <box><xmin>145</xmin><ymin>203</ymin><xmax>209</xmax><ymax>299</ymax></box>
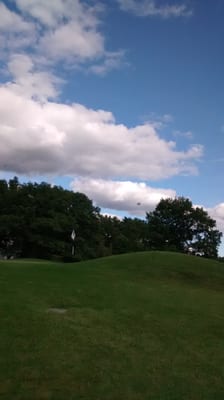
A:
<box><xmin>146</xmin><ymin>197</ymin><xmax>222</xmax><ymax>258</ymax></box>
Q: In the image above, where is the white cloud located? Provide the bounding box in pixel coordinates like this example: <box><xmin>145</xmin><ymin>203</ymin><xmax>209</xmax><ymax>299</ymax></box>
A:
<box><xmin>15</xmin><ymin>0</ymin><xmax>69</xmax><ymax>27</ymax></box>
<box><xmin>0</xmin><ymin>2</ymin><xmax>36</xmax><ymax>51</ymax></box>
<box><xmin>0</xmin><ymin>2</ymin><xmax>33</xmax><ymax>32</ymax></box>
<box><xmin>208</xmin><ymin>203</ymin><xmax>224</xmax><ymax>233</ymax></box>
<box><xmin>193</xmin><ymin>203</ymin><xmax>224</xmax><ymax>237</ymax></box>
<box><xmin>142</xmin><ymin>112</ymin><xmax>174</xmax><ymax>129</ymax></box>
<box><xmin>0</xmin><ymin>85</ymin><xmax>203</xmax><ymax>179</ymax></box>
<box><xmin>15</xmin><ymin>0</ymin><xmax>102</xmax><ymax>28</ymax></box>
<box><xmin>117</xmin><ymin>0</ymin><xmax>192</xmax><ymax>18</ymax></box>
<box><xmin>0</xmin><ymin>1</ymin><xmax>122</xmax><ymax>74</ymax></box>
<box><xmin>89</xmin><ymin>51</ymin><xmax>126</xmax><ymax>76</ymax></box>
<box><xmin>18</xmin><ymin>0</ymin><xmax>105</xmax><ymax>63</ymax></box>
<box><xmin>6</xmin><ymin>54</ymin><xmax>62</xmax><ymax>101</ymax></box>
<box><xmin>71</xmin><ymin>178</ymin><xmax>176</xmax><ymax>215</ymax></box>
<box><xmin>39</xmin><ymin>20</ymin><xmax>104</xmax><ymax>62</ymax></box>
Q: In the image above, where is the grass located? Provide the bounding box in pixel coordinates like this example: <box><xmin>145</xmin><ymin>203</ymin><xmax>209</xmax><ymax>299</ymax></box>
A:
<box><xmin>0</xmin><ymin>251</ymin><xmax>224</xmax><ymax>399</ymax></box>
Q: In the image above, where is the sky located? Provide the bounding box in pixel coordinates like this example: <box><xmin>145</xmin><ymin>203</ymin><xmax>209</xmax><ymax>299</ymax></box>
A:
<box><xmin>0</xmin><ymin>0</ymin><xmax>224</xmax><ymax>254</ymax></box>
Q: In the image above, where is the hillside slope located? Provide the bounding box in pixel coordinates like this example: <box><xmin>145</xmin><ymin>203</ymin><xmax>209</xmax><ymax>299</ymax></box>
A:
<box><xmin>84</xmin><ymin>251</ymin><xmax>224</xmax><ymax>288</ymax></box>
<box><xmin>0</xmin><ymin>252</ymin><xmax>224</xmax><ymax>400</ymax></box>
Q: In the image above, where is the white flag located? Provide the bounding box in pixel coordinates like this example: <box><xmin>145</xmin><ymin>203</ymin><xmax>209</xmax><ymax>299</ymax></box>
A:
<box><xmin>71</xmin><ymin>229</ymin><xmax>76</xmax><ymax>241</ymax></box>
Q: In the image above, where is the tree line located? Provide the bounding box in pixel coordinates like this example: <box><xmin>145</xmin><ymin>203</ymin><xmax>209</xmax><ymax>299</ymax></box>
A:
<box><xmin>0</xmin><ymin>177</ymin><xmax>222</xmax><ymax>261</ymax></box>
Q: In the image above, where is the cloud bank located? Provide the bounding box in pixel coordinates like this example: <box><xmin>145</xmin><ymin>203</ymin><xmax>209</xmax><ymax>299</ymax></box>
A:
<box><xmin>0</xmin><ymin>79</ymin><xmax>203</xmax><ymax>179</ymax></box>
<box><xmin>0</xmin><ymin>0</ymin><xmax>124</xmax><ymax>74</ymax></box>
<box><xmin>71</xmin><ymin>178</ymin><xmax>176</xmax><ymax>215</ymax></box>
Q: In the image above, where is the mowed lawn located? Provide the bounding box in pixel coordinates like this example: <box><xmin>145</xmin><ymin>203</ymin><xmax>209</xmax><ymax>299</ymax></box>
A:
<box><xmin>1</xmin><ymin>252</ymin><xmax>224</xmax><ymax>400</ymax></box>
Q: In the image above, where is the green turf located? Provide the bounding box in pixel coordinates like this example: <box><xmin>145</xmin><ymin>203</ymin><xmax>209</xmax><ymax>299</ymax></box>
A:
<box><xmin>0</xmin><ymin>251</ymin><xmax>224</xmax><ymax>399</ymax></box>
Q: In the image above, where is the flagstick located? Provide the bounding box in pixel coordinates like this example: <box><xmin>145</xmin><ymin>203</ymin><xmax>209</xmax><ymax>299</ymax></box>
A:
<box><xmin>71</xmin><ymin>229</ymin><xmax>76</xmax><ymax>257</ymax></box>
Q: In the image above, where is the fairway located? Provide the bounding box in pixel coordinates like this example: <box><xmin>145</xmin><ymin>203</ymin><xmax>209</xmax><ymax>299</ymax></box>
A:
<box><xmin>1</xmin><ymin>252</ymin><xmax>224</xmax><ymax>399</ymax></box>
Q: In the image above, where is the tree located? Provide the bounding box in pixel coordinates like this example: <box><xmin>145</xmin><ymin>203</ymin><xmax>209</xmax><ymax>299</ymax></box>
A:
<box><xmin>0</xmin><ymin>179</ymin><xmax>222</xmax><ymax>261</ymax></box>
<box><xmin>120</xmin><ymin>217</ymin><xmax>148</xmax><ymax>252</ymax></box>
<box><xmin>0</xmin><ymin>178</ymin><xmax>101</xmax><ymax>260</ymax></box>
<box><xmin>99</xmin><ymin>215</ymin><xmax>123</xmax><ymax>256</ymax></box>
<box><xmin>146</xmin><ymin>197</ymin><xmax>222</xmax><ymax>258</ymax></box>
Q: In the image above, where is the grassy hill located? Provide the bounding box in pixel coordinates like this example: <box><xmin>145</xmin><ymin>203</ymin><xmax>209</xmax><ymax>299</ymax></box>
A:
<box><xmin>0</xmin><ymin>252</ymin><xmax>224</xmax><ymax>399</ymax></box>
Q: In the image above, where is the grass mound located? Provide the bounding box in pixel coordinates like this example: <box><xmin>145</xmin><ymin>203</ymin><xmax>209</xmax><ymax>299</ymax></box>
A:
<box><xmin>0</xmin><ymin>252</ymin><xmax>224</xmax><ymax>399</ymax></box>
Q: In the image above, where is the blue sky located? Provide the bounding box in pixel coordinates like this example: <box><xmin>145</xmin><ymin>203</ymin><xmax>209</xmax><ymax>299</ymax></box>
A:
<box><xmin>0</xmin><ymin>0</ymin><xmax>224</xmax><ymax>253</ymax></box>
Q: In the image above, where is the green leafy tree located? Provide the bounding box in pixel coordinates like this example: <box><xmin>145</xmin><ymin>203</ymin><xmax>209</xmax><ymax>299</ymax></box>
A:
<box><xmin>99</xmin><ymin>215</ymin><xmax>123</xmax><ymax>256</ymax></box>
<box><xmin>0</xmin><ymin>179</ymin><xmax>222</xmax><ymax>261</ymax></box>
<box><xmin>146</xmin><ymin>197</ymin><xmax>222</xmax><ymax>258</ymax></box>
<box><xmin>120</xmin><ymin>217</ymin><xmax>148</xmax><ymax>252</ymax></box>
<box><xmin>0</xmin><ymin>178</ymin><xmax>101</xmax><ymax>260</ymax></box>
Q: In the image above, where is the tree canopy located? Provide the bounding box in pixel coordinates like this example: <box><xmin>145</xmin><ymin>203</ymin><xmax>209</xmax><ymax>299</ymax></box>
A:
<box><xmin>0</xmin><ymin>179</ymin><xmax>222</xmax><ymax>260</ymax></box>
<box><xmin>146</xmin><ymin>197</ymin><xmax>222</xmax><ymax>258</ymax></box>
<box><xmin>0</xmin><ymin>177</ymin><xmax>101</xmax><ymax>260</ymax></box>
